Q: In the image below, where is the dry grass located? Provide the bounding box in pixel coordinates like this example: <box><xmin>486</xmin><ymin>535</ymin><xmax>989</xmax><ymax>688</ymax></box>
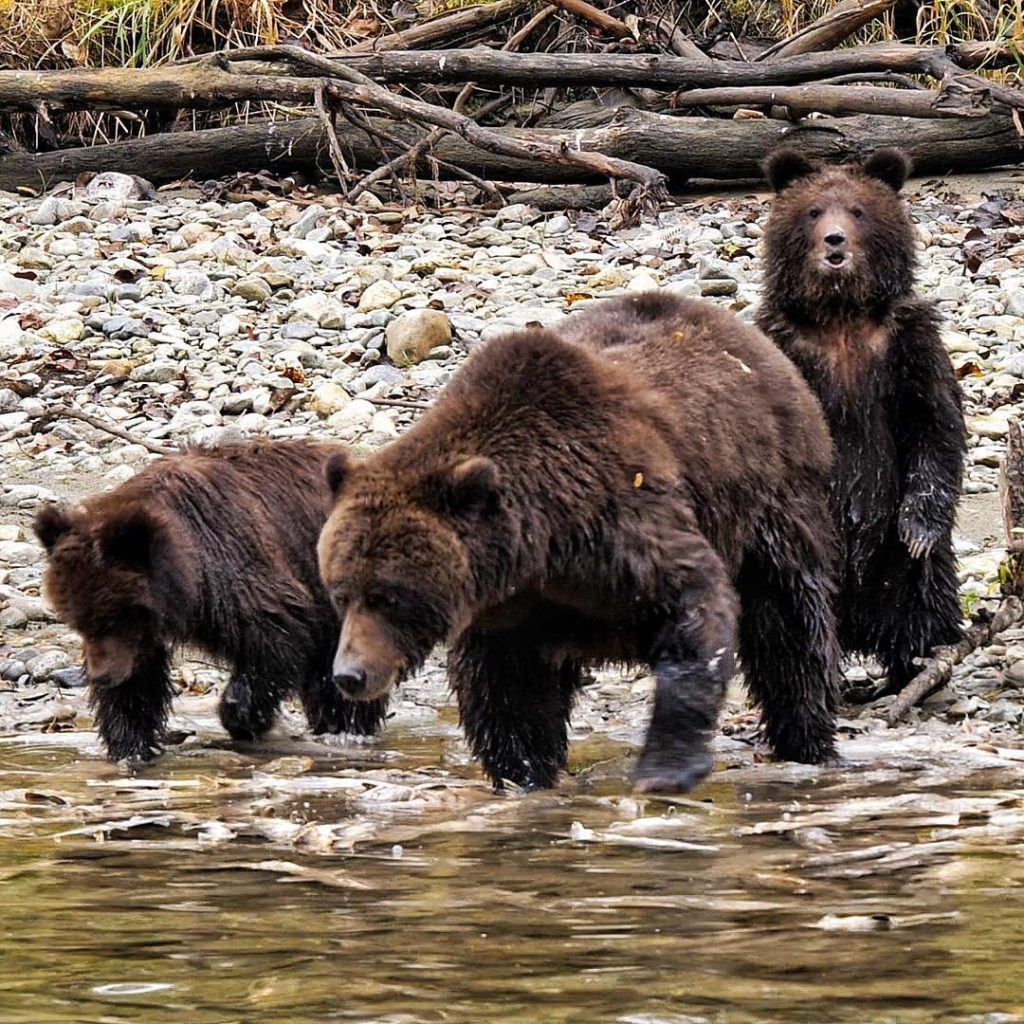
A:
<box><xmin>0</xmin><ymin>0</ymin><xmax>500</xmax><ymax>70</ymax></box>
<box><xmin>4</xmin><ymin>0</ymin><xmax>1020</xmax><ymax>71</ymax></box>
<box><xmin>697</xmin><ymin>0</ymin><xmax>1023</xmax><ymax>49</ymax></box>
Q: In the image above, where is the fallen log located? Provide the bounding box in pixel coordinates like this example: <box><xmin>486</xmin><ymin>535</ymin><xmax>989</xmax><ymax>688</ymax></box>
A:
<box><xmin>670</xmin><ymin>82</ymin><xmax>989</xmax><ymax>118</ymax></box>
<box><xmin>13</xmin><ymin>43</ymin><xmax>1020</xmax><ymax>117</ymax></box>
<box><xmin>0</xmin><ymin>61</ymin><xmax>319</xmax><ymax>113</ymax></box>
<box><xmin>1</xmin><ymin>110</ymin><xmax>1021</xmax><ymax>193</ymax></box>
<box><xmin>258</xmin><ymin>41</ymin><xmax>1018</xmax><ymax>88</ymax></box>
<box><xmin>262</xmin><ymin>45</ymin><xmax>667</xmax><ymax>203</ymax></box>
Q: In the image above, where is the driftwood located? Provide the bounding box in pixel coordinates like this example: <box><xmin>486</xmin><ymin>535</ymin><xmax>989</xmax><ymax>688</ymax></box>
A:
<box><xmin>886</xmin><ymin>417</ymin><xmax>1024</xmax><ymax>722</ymax></box>
<box><xmin>2</xmin><ymin>110</ymin><xmax>1022</xmax><ymax>193</ymax></box>
<box><xmin>759</xmin><ymin>0</ymin><xmax>900</xmax><ymax>61</ymax></box>
<box><xmin>548</xmin><ymin>0</ymin><xmax>634</xmax><ymax>40</ymax></box>
<box><xmin>32</xmin><ymin>407</ymin><xmax>176</xmax><ymax>456</ymax></box>
<box><xmin>885</xmin><ymin>598</ymin><xmax>1024</xmax><ymax>724</ymax></box>
<box><xmin>345</xmin><ymin>0</ymin><xmax>531</xmax><ymax>53</ymax></box>
<box><xmin>670</xmin><ymin>82</ymin><xmax>989</xmax><ymax>119</ymax></box>
<box><xmin>283</xmin><ymin>43</ymin><xmax>1020</xmax><ymax>88</ymax></box>
<box><xmin>256</xmin><ymin>45</ymin><xmax>667</xmax><ymax>202</ymax></box>
<box><xmin>4</xmin><ymin>44</ymin><xmax>1019</xmax><ymax>117</ymax></box>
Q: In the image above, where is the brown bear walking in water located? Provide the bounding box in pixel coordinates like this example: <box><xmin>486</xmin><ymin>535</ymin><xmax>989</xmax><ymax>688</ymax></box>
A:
<box><xmin>757</xmin><ymin>148</ymin><xmax>966</xmax><ymax>695</ymax></box>
<box><xmin>34</xmin><ymin>440</ymin><xmax>387</xmax><ymax>761</ymax></box>
<box><xmin>318</xmin><ymin>292</ymin><xmax>841</xmax><ymax>794</ymax></box>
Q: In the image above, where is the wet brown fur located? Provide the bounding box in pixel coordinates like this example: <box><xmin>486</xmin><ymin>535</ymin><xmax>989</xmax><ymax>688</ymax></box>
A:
<box><xmin>35</xmin><ymin>440</ymin><xmax>387</xmax><ymax>762</ymax></box>
<box><xmin>758</xmin><ymin>148</ymin><xmax>966</xmax><ymax>693</ymax></box>
<box><xmin>319</xmin><ymin>292</ymin><xmax>841</xmax><ymax>793</ymax></box>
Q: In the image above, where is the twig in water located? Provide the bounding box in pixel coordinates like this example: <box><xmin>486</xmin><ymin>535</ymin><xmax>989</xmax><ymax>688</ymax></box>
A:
<box><xmin>34</xmin><ymin>406</ymin><xmax>178</xmax><ymax>456</ymax></box>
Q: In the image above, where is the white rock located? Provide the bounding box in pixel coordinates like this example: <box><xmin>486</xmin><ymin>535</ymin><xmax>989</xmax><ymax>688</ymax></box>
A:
<box><xmin>218</xmin><ymin>314</ymin><xmax>242</xmax><ymax>339</ymax></box>
<box><xmin>627</xmin><ymin>273</ymin><xmax>660</xmax><ymax>293</ymax></box>
<box><xmin>369</xmin><ymin>411</ymin><xmax>398</xmax><ymax>437</ymax></box>
<box><xmin>327</xmin><ymin>399</ymin><xmax>375</xmax><ymax>430</ymax></box>
<box><xmin>0</xmin><ymin>271</ymin><xmax>37</xmax><ymax>298</ymax></box>
<box><xmin>308</xmin><ymin>383</ymin><xmax>352</xmax><ymax>417</ymax></box>
<box><xmin>40</xmin><ymin>318</ymin><xmax>85</xmax><ymax>344</ymax></box>
<box><xmin>969</xmin><ymin>413</ymin><xmax>1012</xmax><ymax>439</ymax></box>
<box><xmin>0</xmin><ymin>541</ymin><xmax>41</xmax><ymax>566</ymax></box>
<box><xmin>385</xmin><ymin>309</ymin><xmax>452</xmax><ymax>367</ymax></box>
<box><xmin>104</xmin><ymin>465</ymin><xmax>137</xmax><ymax>484</ymax></box>
<box><xmin>358</xmin><ymin>279</ymin><xmax>402</xmax><ymax>312</ymax></box>
<box><xmin>0</xmin><ymin>317</ymin><xmax>25</xmax><ymax>354</ymax></box>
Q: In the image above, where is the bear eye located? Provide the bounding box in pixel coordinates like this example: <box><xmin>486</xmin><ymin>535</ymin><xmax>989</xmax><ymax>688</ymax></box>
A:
<box><xmin>808</xmin><ymin>208</ymin><xmax>821</xmax><ymax>220</ymax></box>
<box><xmin>363</xmin><ymin>591</ymin><xmax>397</xmax><ymax>613</ymax></box>
<box><xmin>851</xmin><ymin>207</ymin><xmax>864</xmax><ymax>218</ymax></box>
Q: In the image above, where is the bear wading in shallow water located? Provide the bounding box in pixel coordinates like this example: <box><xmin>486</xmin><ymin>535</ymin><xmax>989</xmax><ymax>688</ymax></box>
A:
<box><xmin>318</xmin><ymin>292</ymin><xmax>841</xmax><ymax>794</ymax></box>
<box><xmin>757</xmin><ymin>147</ymin><xmax>966</xmax><ymax>695</ymax></box>
<box><xmin>34</xmin><ymin>440</ymin><xmax>387</xmax><ymax>761</ymax></box>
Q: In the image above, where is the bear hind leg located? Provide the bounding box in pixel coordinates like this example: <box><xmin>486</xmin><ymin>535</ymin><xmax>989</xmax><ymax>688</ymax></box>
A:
<box><xmin>737</xmin><ymin>513</ymin><xmax>840</xmax><ymax>765</ymax></box>
<box><xmin>451</xmin><ymin>628</ymin><xmax>580</xmax><ymax>792</ymax></box>
<box><xmin>868</xmin><ymin>539</ymin><xmax>963</xmax><ymax>691</ymax></box>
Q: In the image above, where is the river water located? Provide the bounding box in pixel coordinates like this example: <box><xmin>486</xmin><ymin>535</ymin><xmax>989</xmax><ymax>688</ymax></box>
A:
<box><xmin>1</xmin><ymin>693</ymin><xmax>1023</xmax><ymax>1024</ymax></box>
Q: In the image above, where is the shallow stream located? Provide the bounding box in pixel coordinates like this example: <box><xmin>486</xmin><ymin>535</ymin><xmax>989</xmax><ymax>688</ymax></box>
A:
<box><xmin>2</xmin><ymin>700</ymin><xmax>1024</xmax><ymax>1024</ymax></box>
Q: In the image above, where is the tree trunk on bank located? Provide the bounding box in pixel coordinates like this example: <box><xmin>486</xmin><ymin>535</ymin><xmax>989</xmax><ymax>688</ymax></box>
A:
<box><xmin>0</xmin><ymin>110</ymin><xmax>1020</xmax><ymax>193</ymax></box>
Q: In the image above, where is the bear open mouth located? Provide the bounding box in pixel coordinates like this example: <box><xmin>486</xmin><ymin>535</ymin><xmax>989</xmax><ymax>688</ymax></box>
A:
<box><xmin>824</xmin><ymin>252</ymin><xmax>849</xmax><ymax>269</ymax></box>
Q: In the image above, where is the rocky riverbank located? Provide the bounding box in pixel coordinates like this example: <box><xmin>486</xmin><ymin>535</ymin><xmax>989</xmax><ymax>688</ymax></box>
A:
<box><xmin>2</xmin><ymin>171</ymin><xmax>1024</xmax><ymax>771</ymax></box>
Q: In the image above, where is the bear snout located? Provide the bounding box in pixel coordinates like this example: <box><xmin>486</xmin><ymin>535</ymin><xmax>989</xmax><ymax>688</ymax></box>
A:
<box><xmin>814</xmin><ymin>216</ymin><xmax>855</xmax><ymax>271</ymax></box>
<box><xmin>332</xmin><ymin>659</ymin><xmax>368</xmax><ymax>698</ymax></box>
<box><xmin>332</xmin><ymin>610</ymin><xmax>402</xmax><ymax>700</ymax></box>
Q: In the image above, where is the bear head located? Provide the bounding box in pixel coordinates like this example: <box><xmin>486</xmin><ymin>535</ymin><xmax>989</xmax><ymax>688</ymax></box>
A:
<box><xmin>34</xmin><ymin>501</ymin><xmax>190</xmax><ymax>686</ymax></box>
<box><xmin>317</xmin><ymin>450</ymin><xmax>500</xmax><ymax>702</ymax></box>
<box><xmin>762</xmin><ymin>147</ymin><xmax>916</xmax><ymax>323</ymax></box>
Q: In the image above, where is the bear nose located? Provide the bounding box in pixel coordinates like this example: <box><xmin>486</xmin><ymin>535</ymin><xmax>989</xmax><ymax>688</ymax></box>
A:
<box><xmin>334</xmin><ymin>666</ymin><xmax>367</xmax><ymax>696</ymax></box>
<box><xmin>824</xmin><ymin>230</ymin><xmax>846</xmax><ymax>247</ymax></box>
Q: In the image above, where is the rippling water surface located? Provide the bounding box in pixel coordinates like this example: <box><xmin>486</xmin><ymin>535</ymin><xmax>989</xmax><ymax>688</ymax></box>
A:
<box><xmin>2</xmin><ymin>713</ymin><xmax>1024</xmax><ymax>1024</ymax></box>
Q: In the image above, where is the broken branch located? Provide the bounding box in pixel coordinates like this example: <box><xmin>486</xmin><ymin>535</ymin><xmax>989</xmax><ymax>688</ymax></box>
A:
<box><xmin>33</xmin><ymin>407</ymin><xmax>177</xmax><ymax>456</ymax></box>
<box><xmin>885</xmin><ymin>597</ymin><xmax>1024</xmax><ymax>724</ymax></box>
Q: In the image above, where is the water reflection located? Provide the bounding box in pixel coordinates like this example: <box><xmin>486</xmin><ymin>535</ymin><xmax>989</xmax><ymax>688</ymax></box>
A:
<box><xmin>0</xmin><ymin>725</ymin><xmax>1022</xmax><ymax>1024</ymax></box>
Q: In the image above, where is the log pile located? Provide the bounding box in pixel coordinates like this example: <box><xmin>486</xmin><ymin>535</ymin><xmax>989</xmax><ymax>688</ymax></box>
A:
<box><xmin>0</xmin><ymin>0</ymin><xmax>1022</xmax><ymax>206</ymax></box>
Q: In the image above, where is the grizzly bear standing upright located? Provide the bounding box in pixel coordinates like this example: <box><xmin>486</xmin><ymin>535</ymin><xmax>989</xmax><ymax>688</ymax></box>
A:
<box><xmin>757</xmin><ymin>148</ymin><xmax>966</xmax><ymax>694</ymax></box>
<box><xmin>35</xmin><ymin>441</ymin><xmax>387</xmax><ymax>761</ymax></box>
<box><xmin>318</xmin><ymin>292</ymin><xmax>841</xmax><ymax>794</ymax></box>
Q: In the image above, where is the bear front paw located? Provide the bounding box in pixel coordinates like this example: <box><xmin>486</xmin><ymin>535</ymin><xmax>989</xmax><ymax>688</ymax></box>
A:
<box><xmin>632</xmin><ymin>749</ymin><xmax>713</xmax><ymax>794</ymax></box>
<box><xmin>105</xmin><ymin>738</ymin><xmax>160</xmax><ymax>763</ymax></box>
<box><xmin>897</xmin><ymin>507</ymin><xmax>942</xmax><ymax>560</ymax></box>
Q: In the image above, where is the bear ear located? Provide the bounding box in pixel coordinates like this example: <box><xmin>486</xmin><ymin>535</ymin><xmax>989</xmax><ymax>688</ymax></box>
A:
<box><xmin>438</xmin><ymin>456</ymin><xmax>501</xmax><ymax>514</ymax></box>
<box><xmin>97</xmin><ymin>506</ymin><xmax>162</xmax><ymax>571</ymax></box>
<box><xmin>863</xmin><ymin>148</ymin><xmax>911</xmax><ymax>192</ymax></box>
<box><xmin>34</xmin><ymin>503</ymin><xmax>73</xmax><ymax>553</ymax></box>
<box><xmin>764</xmin><ymin>148</ymin><xmax>815</xmax><ymax>192</ymax></box>
<box><xmin>325</xmin><ymin>451</ymin><xmax>352</xmax><ymax>499</ymax></box>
